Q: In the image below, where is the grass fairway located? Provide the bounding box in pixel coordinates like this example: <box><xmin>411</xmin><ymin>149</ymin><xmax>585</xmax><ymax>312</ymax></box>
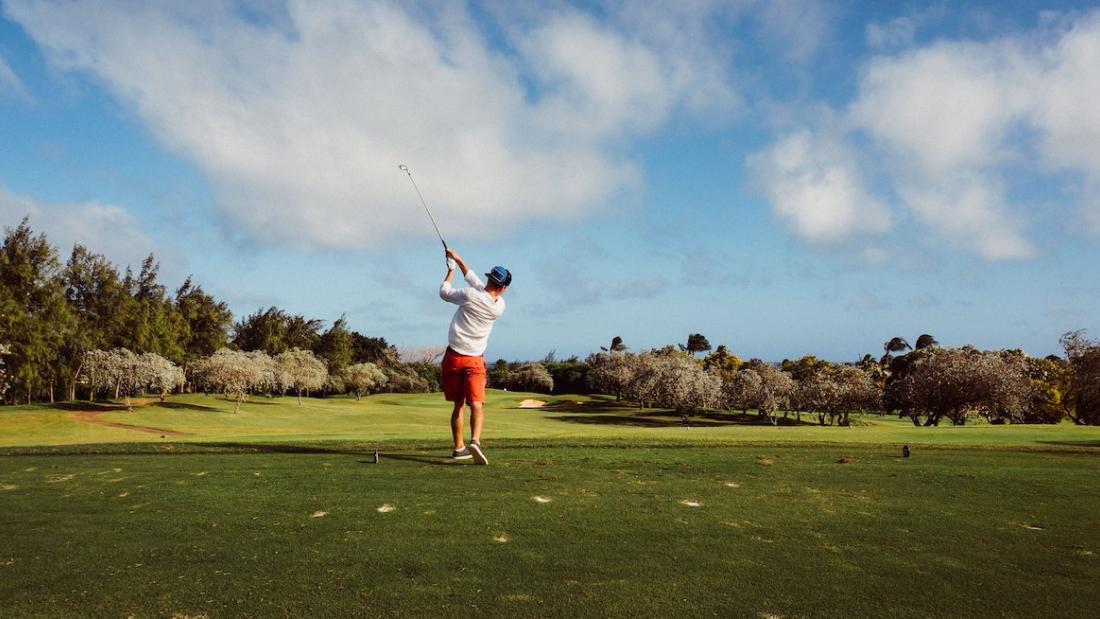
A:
<box><xmin>1</xmin><ymin>393</ymin><xmax>1099</xmax><ymax>617</ymax></box>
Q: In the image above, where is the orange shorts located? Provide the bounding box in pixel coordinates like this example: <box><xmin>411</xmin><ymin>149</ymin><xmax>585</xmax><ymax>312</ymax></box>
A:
<box><xmin>441</xmin><ymin>348</ymin><xmax>487</xmax><ymax>404</ymax></box>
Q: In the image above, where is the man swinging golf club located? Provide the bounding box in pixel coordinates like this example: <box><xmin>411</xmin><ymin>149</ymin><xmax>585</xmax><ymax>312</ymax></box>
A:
<box><xmin>439</xmin><ymin>247</ymin><xmax>510</xmax><ymax>465</ymax></box>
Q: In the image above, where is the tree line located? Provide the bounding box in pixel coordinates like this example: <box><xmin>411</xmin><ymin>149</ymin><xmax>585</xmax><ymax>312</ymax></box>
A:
<box><xmin>3</xmin><ymin>219</ymin><xmax>1099</xmax><ymax>425</ymax></box>
<box><xmin>490</xmin><ymin>332</ymin><xmax>1100</xmax><ymax>426</ymax></box>
<box><xmin>0</xmin><ymin>219</ymin><xmax>421</xmax><ymax>404</ymax></box>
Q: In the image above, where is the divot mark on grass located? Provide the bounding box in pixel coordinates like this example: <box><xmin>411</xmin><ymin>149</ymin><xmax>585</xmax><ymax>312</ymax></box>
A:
<box><xmin>494</xmin><ymin>532</ymin><xmax>511</xmax><ymax>543</ymax></box>
<box><xmin>117</xmin><ymin>492</ymin><xmax>130</xmax><ymax>498</ymax></box>
<box><xmin>2</xmin><ymin>484</ymin><xmax>17</xmax><ymax>491</ymax></box>
<box><xmin>532</xmin><ymin>495</ymin><xmax>552</xmax><ymax>503</ymax></box>
<box><xmin>377</xmin><ymin>504</ymin><xmax>396</xmax><ymax>513</ymax></box>
<box><xmin>192</xmin><ymin>472</ymin><xmax>207</xmax><ymax>477</ymax></box>
<box><xmin>112</xmin><ymin>468</ymin><xmax>122</xmax><ymax>473</ymax></box>
<box><xmin>725</xmin><ymin>482</ymin><xmax>740</xmax><ymax>488</ymax></box>
<box><xmin>47</xmin><ymin>474</ymin><xmax>75</xmax><ymax>483</ymax></box>
<box><xmin>311</xmin><ymin>511</ymin><xmax>328</xmax><ymax>518</ymax></box>
<box><xmin>1024</xmin><ymin>524</ymin><xmax>1045</xmax><ymax>531</ymax></box>
<box><xmin>755</xmin><ymin>457</ymin><xmax>774</xmax><ymax>466</ymax></box>
<box><xmin>680</xmin><ymin>500</ymin><xmax>702</xmax><ymax>508</ymax></box>
<box><xmin>24</xmin><ymin>467</ymin><xmax>36</xmax><ymax>472</ymax></box>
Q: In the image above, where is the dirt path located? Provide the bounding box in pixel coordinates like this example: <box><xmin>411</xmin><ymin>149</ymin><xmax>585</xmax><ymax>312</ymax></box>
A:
<box><xmin>70</xmin><ymin>410</ymin><xmax>189</xmax><ymax>437</ymax></box>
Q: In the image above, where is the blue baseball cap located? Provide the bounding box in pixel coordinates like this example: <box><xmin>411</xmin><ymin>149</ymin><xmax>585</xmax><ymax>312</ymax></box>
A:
<box><xmin>486</xmin><ymin>266</ymin><xmax>512</xmax><ymax>287</ymax></box>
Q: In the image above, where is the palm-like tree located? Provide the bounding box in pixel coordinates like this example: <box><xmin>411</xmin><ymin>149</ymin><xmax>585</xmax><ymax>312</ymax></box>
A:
<box><xmin>682</xmin><ymin>333</ymin><xmax>712</xmax><ymax>357</ymax></box>
<box><xmin>884</xmin><ymin>337</ymin><xmax>912</xmax><ymax>354</ymax></box>
<box><xmin>600</xmin><ymin>336</ymin><xmax>627</xmax><ymax>354</ymax></box>
<box><xmin>915</xmin><ymin>334</ymin><xmax>939</xmax><ymax>350</ymax></box>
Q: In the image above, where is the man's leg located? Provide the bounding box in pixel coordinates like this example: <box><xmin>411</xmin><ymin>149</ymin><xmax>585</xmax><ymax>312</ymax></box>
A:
<box><xmin>451</xmin><ymin>400</ymin><xmax>466</xmax><ymax>450</ymax></box>
<box><xmin>470</xmin><ymin>400</ymin><xmax>484</xmax><ymax>443</ymax></box>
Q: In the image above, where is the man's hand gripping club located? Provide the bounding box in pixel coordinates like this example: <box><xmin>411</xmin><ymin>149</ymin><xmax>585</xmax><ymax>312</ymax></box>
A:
<box><xmin>444</xmin><ymin>247</ymin><xmax>469</xmax><ymax>284</ymax></box>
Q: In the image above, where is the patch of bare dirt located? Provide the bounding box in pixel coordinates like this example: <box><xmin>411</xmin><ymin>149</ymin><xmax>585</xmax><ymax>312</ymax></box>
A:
<box><xmin>518</xmin><ymin>399</ymin><xmax>547</xmax><ymax>408</ymax></box>
<box><xmin>70</xmin><ymin>410</ymin><xmax>188</xmax><ymax>437</ymax></box>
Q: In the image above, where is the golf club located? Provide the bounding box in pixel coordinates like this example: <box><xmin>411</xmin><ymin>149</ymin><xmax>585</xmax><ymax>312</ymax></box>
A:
<box><xmin>398</xmin><ymin>164</ymin><xmax>448</xmax><ymax>250</ymax></box>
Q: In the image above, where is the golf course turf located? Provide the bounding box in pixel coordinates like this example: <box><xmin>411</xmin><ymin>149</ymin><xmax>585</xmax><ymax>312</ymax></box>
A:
<box><xmin>1</xmin><ymin>392</ymin><xmax>1098</xmax><ymax>617</ymax></box>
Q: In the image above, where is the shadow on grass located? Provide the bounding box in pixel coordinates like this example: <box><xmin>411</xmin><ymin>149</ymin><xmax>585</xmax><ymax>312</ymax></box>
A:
<box><xmin>1036</xmin><ymin>440</ymin><xmax>1100</xmax><ymax>449</ymax></box>
<box><xmin>378</xmin><ymin>453</ymin><xmax>462</xmax><ymax>467</ymax></box>
<box><xmin>46</xmin><ymin>401</ymin><xmax>129</xmax><ymax>412</ymax></box>
<box><xmin>188</xmin><ymin>443</ymin><xmax>459</xmax><ymax>462</ymax></box>
<box><xmin>192</xmin><ymin>442</ymin><xmax>362</xmax><ymax>455</ymax></box>
<box><xmin>151</xmin><ymin>402</ymin><xmax>218</xmax><ymax>412</ymax></box>
<box><xmin>544</xmin><ymin>400</ymin><xmax>818</xmax><ymax>428</ymax></box>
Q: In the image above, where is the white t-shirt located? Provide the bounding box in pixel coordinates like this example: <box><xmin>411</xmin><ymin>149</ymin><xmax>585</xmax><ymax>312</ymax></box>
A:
<box><xmin>439</xmin><ymin>270</ymin><xmax>506</xmax><ymax>356</ymax></box>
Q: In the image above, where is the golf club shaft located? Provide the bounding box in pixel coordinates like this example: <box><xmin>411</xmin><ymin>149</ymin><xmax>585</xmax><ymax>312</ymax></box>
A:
<box><xmin>399</xmin><ymin>164</ymin><xmax>447</xmax><ymax>250</ymax></box>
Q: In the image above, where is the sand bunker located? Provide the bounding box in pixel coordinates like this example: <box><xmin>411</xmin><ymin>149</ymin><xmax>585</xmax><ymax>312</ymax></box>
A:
<box><xmin>519</xmin><ymin>399</ymin><xmax>547</xmax><ymax>408</ymax></box>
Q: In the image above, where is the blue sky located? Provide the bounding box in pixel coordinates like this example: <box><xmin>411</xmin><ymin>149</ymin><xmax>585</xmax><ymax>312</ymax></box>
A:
<box><xmin>2</xmin><ymin>1</ymin><xmax>1099</xmax><ymax>362</ymax></box>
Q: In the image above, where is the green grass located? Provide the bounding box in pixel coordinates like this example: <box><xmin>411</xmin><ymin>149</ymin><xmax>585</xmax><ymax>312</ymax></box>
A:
<box><xmin>1</xmin><ymin>444</ymin><xmax>1097</xmax><ymax>617</ymax></box>
<box><xmin>2</xmin><ymin>390</ymin><xmax>1099</xmax><ymax>450</ymax></box>
<box><xmin>1</xmin><ymin>392</ymin><xmax>1098</xmax><ymax>617</ymax></box>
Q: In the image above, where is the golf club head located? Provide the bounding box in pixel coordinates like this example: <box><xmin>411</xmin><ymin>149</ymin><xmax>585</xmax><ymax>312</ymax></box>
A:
<box><xmin>398</xmin><ymin>164</ymin><xmax>408</xmax><ymax>172</ymax></box>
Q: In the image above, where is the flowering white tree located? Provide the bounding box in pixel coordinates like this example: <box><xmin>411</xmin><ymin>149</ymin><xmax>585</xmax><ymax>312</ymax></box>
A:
<box><xmin>0</xmin><ymin>343</ymin><xmax>10</xmax><ymax>398</ymax></box>
<box><xmin>79</xmin><ymin>348</ymin><xmax>144</xmax><ymax>409</ymax></box>
<box><xmin>275</xmin><ymin>348</ymin><xmax>328</xmax><ymax>405</ymax></box>
<box><xmin>887</xmin><ymin>347</ymin><xmax>1028</xmax><ymax>426</ymax></box>
<box><xmin>507</xmin><ymin>362</ymin><xmax>554</xmax><ymax>393</ymax></box>
<box><xmin>342</xmin><ymin>362</ymin><xmax>388</xmax><ymax>400</ymax></box>
<box><xmin>626</xmin><ymin>352</ymin><xmax>721</xmax><ymax>420</ymax></box>
<box><xmin>193</xmin><ymin>348</ymin><xmax>271</xmax><ymax>413</ymax></box>
<box><xmin>81</xmin><ymin>349</ymin><xmax>113</xmax><ymax>400</ymax></box>
<box><xmin>755</xmin><ymin>363</ymin><xmax>797</xmax><ymax>425</ymax></box>
<box><xmin>399</xmin><ymin>346</ymin><xmax>447</xmax><ymax>365</ymax></box>
<box><xmin>588</xmin><ymin>352</ymin><xmax>636</xmax><ymax>400</ymax></box>
<box><xmin>722</xmin><ymin>368</ymin><xmax>763</xmax><ymax>413</ymax></box>
<box><xmin>140</xmin><ymin>352</ymin><xmax>185</xmax><ymax>401</ymax></box>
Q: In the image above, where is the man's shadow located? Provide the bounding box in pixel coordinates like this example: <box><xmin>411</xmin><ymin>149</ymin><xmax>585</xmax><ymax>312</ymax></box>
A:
<box><xmin>360</xmin><ymin>452</ymin><xmax>464</xmax><ymax>467</ymax></box>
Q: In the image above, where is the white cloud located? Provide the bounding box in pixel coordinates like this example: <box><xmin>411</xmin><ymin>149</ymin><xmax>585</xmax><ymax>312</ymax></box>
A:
<box><xmin>753</xmin><ymin>9</ymin><xmax>1100</xmax><ymax>260</ymax></box>
<box><xmin>897</xmin><ymin>175</ymin><xmax>1034</xmax><ymax>260</ymax></box>
<box><xmin>850</xmin><ymin>41</ymin><xmax>1035</xmax><ymax>176</ymax></box>
<box><xmin>747</xmin><ymin>130</ymin><xmax>890</xmax><ymax>245</ymax></box>
<box><xmin>5</xmin><ymin>0</ymin><xmax>738</xmax><ymax>250</ymax></box>
<box><xmin>0</xmin><ymin>53</ymin><xmax>30</xmax><ymax>100</ymax></box>
<box><xmin>0</xmin><ymin>183</ymin><xmax>157</xmax><ymax>269</ymax></box>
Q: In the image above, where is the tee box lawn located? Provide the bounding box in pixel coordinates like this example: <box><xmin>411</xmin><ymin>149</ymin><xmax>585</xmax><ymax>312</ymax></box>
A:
<box><xmin>1</xmin><ymin>391</ymin><xmax>1098</xmax><ymax>617</ymax></box>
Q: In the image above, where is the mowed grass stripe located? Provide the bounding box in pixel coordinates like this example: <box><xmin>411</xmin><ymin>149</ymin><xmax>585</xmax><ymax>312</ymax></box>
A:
<box><xmin>2</xmin><ymin>390</ymin><xmax>1100</xmax><ymax>450</ymax></box>
<box><xmin>0</xmin><ymin>446</ymin><xmax>1097</xmax><ymax>617</ymax></box>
